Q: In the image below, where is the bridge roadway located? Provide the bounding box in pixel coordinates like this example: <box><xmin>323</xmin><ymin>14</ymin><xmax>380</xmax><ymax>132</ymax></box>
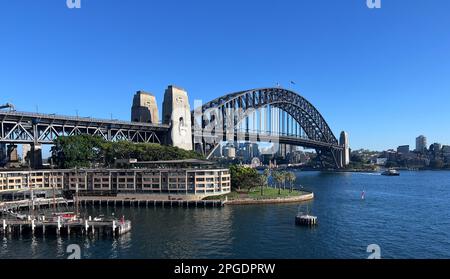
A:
<box><xmin>0</xmin><ymin>111</ymin><xmax>339</xmax><ymax>149</ymax></box>
<box><xmin>0</xmin><ymin>110</ymin><xmax>170</xmax><ymax>144</ymax></box>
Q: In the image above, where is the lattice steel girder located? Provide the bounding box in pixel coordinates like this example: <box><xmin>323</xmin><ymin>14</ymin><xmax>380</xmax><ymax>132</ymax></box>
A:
<box><xmin>0</xmin><ymin>111</ymin><xmax>169</xmax><ymax>144</ymax></box>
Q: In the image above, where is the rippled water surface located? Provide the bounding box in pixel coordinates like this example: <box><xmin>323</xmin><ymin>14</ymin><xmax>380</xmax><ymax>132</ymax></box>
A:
<box><xmin>1</xmin><ymin>171</ymin><xmax>450</xmax><ymax>259</ymax></box>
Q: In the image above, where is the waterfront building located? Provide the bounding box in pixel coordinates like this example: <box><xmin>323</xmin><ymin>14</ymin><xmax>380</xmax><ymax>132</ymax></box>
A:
<box><xmin>397</xmin><ymin>145</ymin><xmax>410</xmax><ymax>154</ymax></box>
<box><xmin>443</xmin><ymin>145</ymin><xmax>450</xmax><ymax>162</ymax></box>
<box><xmin>416</xmin><ymin>135</ymin><xmax>427</xmax><ymax>152</ymax></box>
<box><xmin>0</xmin><ymin>167</ymin><xmax>231</xmax><ymax>198</ymax></box>
<box><xmin>376</xmin><ymin>158</ymin><xmax>388</xmax><ymax>166</ymax></box>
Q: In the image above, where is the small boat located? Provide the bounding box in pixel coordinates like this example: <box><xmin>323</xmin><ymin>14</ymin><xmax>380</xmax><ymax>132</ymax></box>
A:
<box><xmin>93</xmin><ymin>214</ymin><xmax>105</xmax><ymax>221</ymax></box>
<box><xmin>52</xmin><ymin>212</ymin><xmax>78</xmax><ymax>222</ymax></box>
<box><xmin>381</xmin><ymin>169</ymin><xmax>400</xmax><ymax>176</ymax></box>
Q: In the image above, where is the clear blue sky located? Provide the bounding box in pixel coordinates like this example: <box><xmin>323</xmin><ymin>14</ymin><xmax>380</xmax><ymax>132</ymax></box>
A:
<box><xmin>1</xmin><ymin>0</ymin><xmax>450</xmax><ymax>151</ymax></box>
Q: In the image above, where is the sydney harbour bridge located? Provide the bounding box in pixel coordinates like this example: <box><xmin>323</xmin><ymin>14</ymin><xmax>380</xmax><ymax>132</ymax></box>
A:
<box><xmin>0</xmin><ymin>86</ymin><xmax>349</xmax><ymax>169</ymax></box>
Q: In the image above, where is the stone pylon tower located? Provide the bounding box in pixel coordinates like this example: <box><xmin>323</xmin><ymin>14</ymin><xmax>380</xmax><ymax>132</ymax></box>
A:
<box><xmin>162</xmin><ymin>85</ymin><xmax>193</xmax><ymax>150</ymax></box>
<box><xmin>131</xmin><ymin>91</ymin><xmax>159</xmax><ymax>124</ymax></box>
<box><xmin>339</xmin><ymin>131</ymin><xmax>350</xmax><ymax>167</ymax></box>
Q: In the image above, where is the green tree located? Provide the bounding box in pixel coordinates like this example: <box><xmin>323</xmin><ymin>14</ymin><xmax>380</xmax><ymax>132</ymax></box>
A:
<box><xmin>51</xmin><ymin>135</ymin><xmax>203</xmax><ymax>169</ymax></box>
<box><xmin>430</xmin><ymin>159</ymin><xmax>444</xmax><ymax>169</ymax></box>
<box><xmin>51</xmin><ymin>135</ymin><xmax>104</xmax><ymax>168</ymax></box>
<box><xmin>281</xmin><ymin>171</ymin><xmax>288</xmax><ymax>191</ymax></box>
<box><xmin>260</xmin><ymin>168</ymin><xmax>271</xmax><ymax>196</ymax></box>
<box><xmin>286</xmin><ymin>172</ymin><xmax>296</xmax><ymax>193</ymax></box>
<box><xmin>229</xmin><ymin>165</ymin><xmax>261</xmax><ymax>192</ymax></box>
<box><xmin>272</xmin><ymin>171</ymin><xmax>284</xmax><ymax>195</ymax></box>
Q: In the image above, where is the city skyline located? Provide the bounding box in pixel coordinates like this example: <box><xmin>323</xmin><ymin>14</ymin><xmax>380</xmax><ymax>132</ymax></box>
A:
<box><xmin>1</xmin><ymin>1</ymin><xmax>450</xmax><ymax>151</ymax></box>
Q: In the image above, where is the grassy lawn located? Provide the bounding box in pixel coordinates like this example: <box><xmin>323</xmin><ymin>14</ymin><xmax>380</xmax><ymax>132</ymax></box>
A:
<box><xmin>204</xmin><ymin>187</ymin><xmax>309</xmax><ymax>201</ymax></box>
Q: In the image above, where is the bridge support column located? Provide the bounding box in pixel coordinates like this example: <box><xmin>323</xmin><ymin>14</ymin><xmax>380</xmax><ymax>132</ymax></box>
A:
<box><xmin>30</xmin><ymin>144</ymin><xmax>43</xmax><ymax>169</ymax></box>
<box><xmin>339</xmin><ymin>131</ymin><xmax>350</xmax><ymax>167</ymax></box>
<box><xmin>0</xmin><ymin>144</ymin><xmax>7</xmax><ymax>166</ymax></box>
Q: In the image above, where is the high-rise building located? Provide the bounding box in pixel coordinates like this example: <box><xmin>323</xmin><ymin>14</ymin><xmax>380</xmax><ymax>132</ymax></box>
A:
<box><xmin>22</xmin><ymin>144</ymin><xmax>31</xmax><ymax>164</ymax></box>
<box><xmin>7</xmin><ymin>145</ymin><xmax>18</xmax><ymax>162</ymax></box>
<box><xmin>223</xmin><ymin>143</ymin><xmax>236</xmax><ymax>159</ymax></box>
<box><xmin>131</xmin><ymin>91</ymin><xmax>159</xmax><ymax>124</ymax></box>
<box><xmin>415</xmin><ymin>135</ymin><xmax>427</xmax><ymax>152</ymax></box>
<box><xmin>397</xmin><ymin>145</ymin><xmax>410</xmax><ymax>154</ymax></box>
<box><xmin>339</xmin><ymin>131</ymin><xmax>350</xmax><ymax>166</ymax></box>
<box><xmin>277</xmin><ymin>144</ymin><xmax>287</xmax><ymax>159</ymax></box>
<box><xmin>243</xmin><ymin>142</ymin><xmax>252</xmax><ymax>161</ymax></box>
<box><xmin>430</xmin><ymin>143</ymin><xmax>442</xmax><ymax>156</ymax></box>
<box><xmin>252</xmin><ymin>143</ymin><xmax>260</xmax><ymax>158</ymax></box>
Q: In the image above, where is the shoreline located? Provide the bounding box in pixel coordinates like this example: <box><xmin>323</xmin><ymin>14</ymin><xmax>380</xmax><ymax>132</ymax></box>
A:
<box><xmin>223</xmin><ymin>192</ymin><xmax>314</xmax><ymax>206</ymax></box>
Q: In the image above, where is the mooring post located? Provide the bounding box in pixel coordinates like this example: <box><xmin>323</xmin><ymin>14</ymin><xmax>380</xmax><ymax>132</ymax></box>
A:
<box><xmin>31</xmin><ymin>219</ymin><xmax>36</xmax><ymax>234</ymax></box>
<box><xmin>2</xmin><ymin>219</ymin><xmax>6</xmax><ymax>232</ymax></box>
<box><xmin>57</xmin><ymin>216</ymin><xmax>61</xmax><ymax>235</ymax></box>
<box><xmin>42</xmin><ymin>225</ymin><xmax>46</xmax><ymax>234</ymax></box>
<box><xmin>112</xmin><ymin>220</ymin><xmax>116</xmax><ymax>236</ymax></box>
<box><xmin>85</xmin><ymin>220</ymin><xmax>89</xmax><ymax>233</ymax></box>
<box><xmin>92</xmin><ymin>224</ymin><xmax>95</xmax><ymax>235</ymax></box>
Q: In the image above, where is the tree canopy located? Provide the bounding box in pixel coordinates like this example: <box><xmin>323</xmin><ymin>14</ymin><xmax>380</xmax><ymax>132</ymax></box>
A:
<box><xmin>229</xmin><ymin>165</ymin><xmax>262</xmax><ymax>192</ymax></box>
<box><xmin>51</xmin><ymin>135</ymin><xmax>203</xmax><ymax>169</ymax></box>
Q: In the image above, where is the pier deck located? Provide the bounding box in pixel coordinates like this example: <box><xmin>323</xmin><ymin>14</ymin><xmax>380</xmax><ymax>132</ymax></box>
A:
<box><xmin>1</xmin><ymin>218</ymin><xmax>131</xmax><ymax>237</ymax></box>
<box><xmin>0</xmin><ymin>197</ymin><xmax>224</xmax><ymax>216</ymax></box>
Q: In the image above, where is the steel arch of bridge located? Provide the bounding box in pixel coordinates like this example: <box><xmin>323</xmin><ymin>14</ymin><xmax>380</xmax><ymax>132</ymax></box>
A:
<box><xmin>193</xmin><ymin>88</ymin><xmax>343</xmax><ymax>167</ymax></box>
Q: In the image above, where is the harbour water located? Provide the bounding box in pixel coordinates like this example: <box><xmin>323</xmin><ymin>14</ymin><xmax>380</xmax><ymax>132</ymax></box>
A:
<box><xmin>1</xmin><ymin>171</ymin><xmax>450</xmax><ymax>259</ymax></box>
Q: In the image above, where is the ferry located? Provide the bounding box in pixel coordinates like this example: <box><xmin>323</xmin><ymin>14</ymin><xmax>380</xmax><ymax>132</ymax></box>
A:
<box><xmin>381</xmin><ymin>169</ymin><xmax>400</xmax><ymax>176</ymax></box>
